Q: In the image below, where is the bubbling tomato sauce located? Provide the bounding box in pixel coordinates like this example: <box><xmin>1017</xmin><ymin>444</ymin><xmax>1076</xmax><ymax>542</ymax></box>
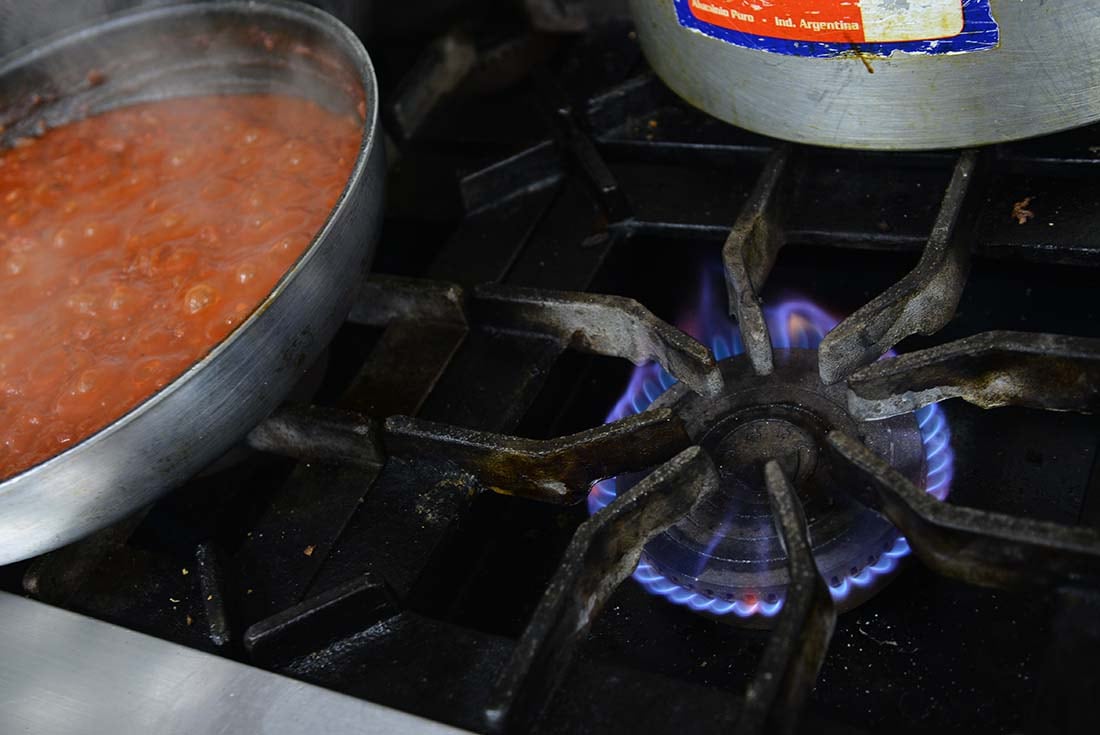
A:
<box><xmin>0</xmin><ymin>94</ymin><xmax>361</xmax><ymax>480</ymax></box>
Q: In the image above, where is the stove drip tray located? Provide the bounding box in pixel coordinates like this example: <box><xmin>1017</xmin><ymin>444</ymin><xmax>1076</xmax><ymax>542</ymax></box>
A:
<box><xmin>587</xmin><ymin>300</ymin><xmax>953</xmax><ymax>625</ymax></box>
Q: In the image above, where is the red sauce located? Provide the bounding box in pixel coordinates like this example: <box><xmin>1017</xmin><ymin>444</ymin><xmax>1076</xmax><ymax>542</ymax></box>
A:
<box><xmin>0</xmin><ymin>95</ymin><xmax>361</xmax><ymax>480</ymax></box>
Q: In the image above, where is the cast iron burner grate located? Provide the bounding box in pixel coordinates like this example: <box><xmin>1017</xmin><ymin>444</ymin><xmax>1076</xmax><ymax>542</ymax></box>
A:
<box><xmin>291</xmin><ymin>145</ymin><xmax>1099</xmax><ymax>735</ymax></box>
<box><xmin>7</xmin><ymin>6</ymin><xmax>1100</xmax><ymax>735</ymax></box>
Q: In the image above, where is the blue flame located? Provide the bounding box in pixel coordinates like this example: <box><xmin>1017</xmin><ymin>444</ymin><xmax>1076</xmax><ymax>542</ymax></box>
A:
<box><xmin>918</xmin><ymin>401</ymin><xmax>954</xmax><ymax>502</ymax></box>
<box><xmin>587</xmin><ymin>292</ymin><xmax>954</xmax><ymax>619</ymax></box>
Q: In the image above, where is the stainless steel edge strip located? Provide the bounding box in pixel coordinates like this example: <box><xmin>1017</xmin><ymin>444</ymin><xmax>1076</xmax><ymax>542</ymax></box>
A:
<box><xmin>0</xmin><ymin>591</ymin><xmax>470</xmax><ymax>735</ymax></box>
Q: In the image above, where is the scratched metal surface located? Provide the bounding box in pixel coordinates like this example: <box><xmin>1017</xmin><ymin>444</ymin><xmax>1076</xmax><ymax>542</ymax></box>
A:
<box><xmin>629</xmin><ymin>0</ymin><xmax>1100</xmax><ymax>149</ymax></box>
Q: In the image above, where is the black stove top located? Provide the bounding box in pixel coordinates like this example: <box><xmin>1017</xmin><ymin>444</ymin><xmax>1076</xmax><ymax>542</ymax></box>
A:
<box><xmin>3</xmin><ymin>2</ymin><xmax>1100</xmax><ymax>734</ymax></box>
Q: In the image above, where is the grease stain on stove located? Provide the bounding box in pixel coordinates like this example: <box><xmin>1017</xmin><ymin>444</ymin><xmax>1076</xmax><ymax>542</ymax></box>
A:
<box><xmin>423</xmin><ymin>473</ymin><xmax>481</xmax><ymax>524</ymax></box>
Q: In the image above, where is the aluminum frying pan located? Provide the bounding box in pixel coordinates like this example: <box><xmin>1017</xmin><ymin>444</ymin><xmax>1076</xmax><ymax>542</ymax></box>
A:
<box><xmin>0</xmin><ymin>0</ymin><xmax>384</xmax><ymax>564</ymax></box>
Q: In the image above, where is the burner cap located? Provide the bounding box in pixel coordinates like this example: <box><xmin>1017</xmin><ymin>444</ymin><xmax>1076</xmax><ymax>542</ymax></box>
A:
<box><xmin>587</xmin><ymin>296</ymin><xmax>953</xmax><ymax>624</ymax></box>
<box><xmin>590</xmin><ymin>347</ymin><xmax>950</xmax><ymax>624</ymax></box>
<box><xmin>659</xmin><ymin>349</ymin><xmax>924</xmax><ymax>618</ymax></box>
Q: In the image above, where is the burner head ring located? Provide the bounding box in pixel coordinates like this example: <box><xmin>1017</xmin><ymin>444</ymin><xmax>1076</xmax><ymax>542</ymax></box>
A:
<box><xmin>636</xmin><ymin>349</ymin><xmax>925</xmax><ymax>621</ymax></box>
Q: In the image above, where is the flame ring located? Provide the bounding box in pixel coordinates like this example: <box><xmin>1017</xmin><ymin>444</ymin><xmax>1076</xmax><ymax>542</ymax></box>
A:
<box><xmin>586</xmin><ymin>303</ymin><xmax>953</xmax><ymax>618</ymax></box>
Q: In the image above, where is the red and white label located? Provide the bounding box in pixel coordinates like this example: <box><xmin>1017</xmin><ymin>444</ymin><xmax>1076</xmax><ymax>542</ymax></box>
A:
<box><xmin>686</xmin><ymin>0</ymin><xmax>965</xmax><ymax>44</ymax></box>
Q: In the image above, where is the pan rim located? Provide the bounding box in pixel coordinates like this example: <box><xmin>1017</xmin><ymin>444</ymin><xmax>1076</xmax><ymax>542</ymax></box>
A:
<box><xmin>0</xmin><ymin>0</ymin><xmax>380</xmax><ymax>489</ymax></box>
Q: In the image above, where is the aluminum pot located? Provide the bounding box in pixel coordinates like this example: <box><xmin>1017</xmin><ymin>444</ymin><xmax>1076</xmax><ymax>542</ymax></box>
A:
<box><xmin>0</xmin><ymin>0</ymin><xmax>384</xmax><ymax>564</ymax></box>
<box><xmin>630</xmin><ymin>0</ymin><xmax>1100</xmax><ymax>150</ymax></box>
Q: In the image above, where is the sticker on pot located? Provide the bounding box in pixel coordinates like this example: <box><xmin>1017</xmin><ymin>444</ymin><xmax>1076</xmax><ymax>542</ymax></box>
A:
<box><xmin>673</xmin><ymin>0</ymin><xmax>999</xmax><ymax>57</ymax></box>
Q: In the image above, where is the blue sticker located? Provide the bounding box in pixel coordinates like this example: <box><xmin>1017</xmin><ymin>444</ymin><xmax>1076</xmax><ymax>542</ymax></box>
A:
<box><xmin>673</xmin><ymin>0</ymin><xmax>999</xmax><ymax>58</ymax></box>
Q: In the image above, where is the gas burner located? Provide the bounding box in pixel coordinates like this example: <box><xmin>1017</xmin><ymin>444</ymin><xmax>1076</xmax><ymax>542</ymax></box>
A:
<box><xmin>588</xmin><ymin>298</ymin><xmax>953</xmax><ymax>622</ymax></box>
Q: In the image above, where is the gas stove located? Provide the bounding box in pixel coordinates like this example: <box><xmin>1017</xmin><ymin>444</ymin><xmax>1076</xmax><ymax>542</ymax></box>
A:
<box><xmin>3</xmin><ymin>2</ymin><xmax>1100</xmax><ymax>734</ymax></box>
